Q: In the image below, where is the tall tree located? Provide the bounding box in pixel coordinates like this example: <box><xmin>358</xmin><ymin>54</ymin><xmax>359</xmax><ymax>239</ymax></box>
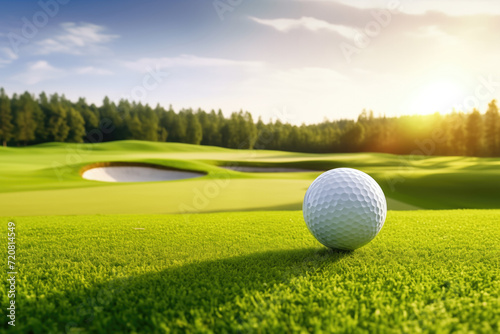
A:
<box><xmin>75</xmin><ymin>98</ymin><xmax>99</xmax><ymax>136</ymax></box>
<box><xmin>484</xmin><ymin>100</ymin><xmax>498</xmax><ymax>156</ymax></box>
<box><xmin>155</xmin><ymin>104</ymin><xmax>168</xmax><ymax>142</ymax></box>
<box><xmin>206</xmin><ymin>109</ymin><xmax>222</xmax><ymax>146</ymax></box>
<box><xmin>198</xmin><ymin>109</ymin><xmax>214</xmax><ymax>146</ymax></box>
<box><xmin>66</xmin><ymin>108</ymin><xmax>86</xmax><ymax>143</ymax></box>
<box><xmin>14</xmin><ymin>92</ymin><xmax>38</xmax><ymax>145</ymax></box>
<box><xmin>169</xmin><ymin>110</ymin><xmax>187</xmax><ymax>142</ymax></box>
<box><xmin>185</xmin><ymin>110</ymin><xmax>202</xmax><ymax>145</ymax></box>
<box><xmin>0</xmin><ymin>88</ymin><xmax>14</xmax><ymax>146</ymax></box>
<box><xmin>138</xmin><ymin>104</ymin><xmax>158</xmax><ymax>141</ymax></box>
<box><xmin>99</xmin><ymin>97</ymin><xmax>122</xmax><ymax>141</ymax></box>
<box><xmin>43</xmin><ymin>93</ymin><xmax>70</xmax><ymax>142</ymax></box>
<box><xmin>125</xmin><ymin>112</ymin><xmax>142</xmax><ymax>139</ymax></box>
<box><xmin>32</xmin><ymin>99</ymin><xmax>46</xmax><ymax>143</ymax></box>
<box><xmin>242</xmin><ymin>111</ymin><xmax>257</xmax><ymax>149</ymax></box>
<box><xmin>340</xmin><ymin>122</ymin><xmax>365</xmax><ymax>152</ymax></box>
<box><xmin>450</xmin><ymin>112</ymin><xmax>466</xmax><ymax>156</ymax></box>
<box><xmin>466</xmin><ymin>109</ymin><xmax>483</xmax><ymax>156</ymax></box>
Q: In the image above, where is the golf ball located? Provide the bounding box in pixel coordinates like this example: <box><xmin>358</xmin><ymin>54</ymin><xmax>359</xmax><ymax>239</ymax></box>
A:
<box><xmin>303</xmin><ymin>168</ymin><xmax>387</xmax><ymax>250</ymax></box>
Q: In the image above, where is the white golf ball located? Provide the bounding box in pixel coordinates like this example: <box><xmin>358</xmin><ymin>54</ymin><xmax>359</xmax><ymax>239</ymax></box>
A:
<box><xmin>303</xmin><ymin>168</ymin><xmax>387</xmax><ymax>250</ymax></box>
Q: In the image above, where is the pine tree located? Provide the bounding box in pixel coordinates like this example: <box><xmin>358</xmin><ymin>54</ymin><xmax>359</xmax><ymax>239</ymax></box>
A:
<box><xmin>466</xmin><ymin>109</ymin><xmax>483</xmax><ymax>156</ymax></box>
<box><xmin>254</xmin><ymin>117</ymin><xmax>266</xmax><ymax>149</ymax></box>
<box><xmin>75</xmin><ymin>98</ymin><xmax>99</xmax><ymax>136</ymax></box>
<box><xmin>340</xmin><ymin>122</ymin><xmax>365</xmax><ymax>152</ymax></box>
<box><xmin>484</xmin><ymin>100</ymin><xmax>498</xmax><ymax>156</ymax></box>
<box><xmin>66</xmin><ymin>108</ymin><xmax>86</xmax><ymax>143</ymax></box>
<box><xmin>43</xmin><ymin>94</ymin><xmax>70</xmax><ymax>142</ymax></box>
<box><xmin>32</xmin><ymin>100</ymin><xmax>46</xmax><ymax>143</ymax></box>
<box><xmin>126</xmin><ymin>113</ymin><xmax>142</xmax><ymax>139</ymax></box>
<box><xmin>161</xmin><ymin>105</ymin><xmax>177</xmax><ymax>142</ymax></box>
<box><xmin>14</xmin><ymin>92</ymin><xmax>38</xmax><ymax>145</ymax></box>
<box><xmin>208</xmin><ymin>109</ymin><xmax>222</xmax><ymax>146</ymax></box>
<box><xmin>99</xmin><ymin>97</ymin><xmax>121</xmax><ymax>141</ymax></box>
<box><xmin>198</xmin><ymin>109</ymin><xmax>213</xmax><ymax>146</ymax></box>
<box><xmin>451</xmin><ymin>112</ymin><xmax>466</xmax><ymax>156</ymax></box>
<box><xmin>185</xmin><ymin>111</ymin><xmax>202</xmax><ymax>145</ymax></box>
<box><xmin>155</xmin><ymin>104</ymin><xmax>168</xmax><ymax>142</ymax></box>
<box><xmin>0</xmin><ymin>88</ymin><xmax>14</xmax><ymax>146</ymax></box>
<box><xmin>139</xmin><ymin>104</ymin><xmax>158</xmax><ymax>141</ymax></box>
<box><xmin>243</xmin><ymin>111</ymin><xmax>257</xmax><ymax>149</ymax></box>
<box><xmin>170</xmin><ymin>110</ymin><xmax>187</xmax><ymax>142</ymax></box>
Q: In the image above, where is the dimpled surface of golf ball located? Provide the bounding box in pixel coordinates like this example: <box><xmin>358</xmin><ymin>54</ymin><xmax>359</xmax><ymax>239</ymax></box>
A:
<box><xmin>303</xmin><ymin>168</ymin><xmax>387</xmax><ymax>250</ymax></box>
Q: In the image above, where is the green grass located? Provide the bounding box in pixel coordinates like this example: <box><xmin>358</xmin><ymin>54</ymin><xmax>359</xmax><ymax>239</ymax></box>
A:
<box><xmin>2</xmin><ymin>141</ymin><xmax>499</xmax><ymax>332</ymax></box>
<box><xmin>1</xmin><ymin>210</ymin><xmax>499</xmax><ymax>333</ymax></box>
<box><xmin>1</xmin><ymin>140</ymin><xmax>500</xmax><ymax>216</ymax></box>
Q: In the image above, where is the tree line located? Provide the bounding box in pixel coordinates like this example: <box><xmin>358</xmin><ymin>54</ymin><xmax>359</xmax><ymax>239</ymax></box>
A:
<box><xmin>0</xmin><ymin>88</ymin><xmax>499</xmax><ymax>157</ymax></box>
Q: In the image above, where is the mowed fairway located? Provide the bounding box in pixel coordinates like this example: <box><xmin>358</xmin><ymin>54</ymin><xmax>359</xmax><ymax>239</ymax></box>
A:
<box><xmin>1</xmin><ymin>210</ymin><xmax>499</xmax><ymax>333</ymax></box>
<box><xmin>2</xmin><ymin>140</ymin><xmax>500</xmax><ymax>216</ymax></box>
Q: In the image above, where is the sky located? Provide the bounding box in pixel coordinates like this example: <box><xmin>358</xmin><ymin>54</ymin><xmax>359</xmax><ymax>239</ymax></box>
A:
<box><xmin>0</xmin><ymin>0</ymin><xmax>499</xmax><ymax>124</ymax></box>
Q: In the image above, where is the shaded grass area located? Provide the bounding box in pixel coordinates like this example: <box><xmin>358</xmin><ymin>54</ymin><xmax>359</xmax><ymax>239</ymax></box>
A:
<box><xmin>1</xmin><ymin>140</ymin><xmax>500</xmax><ymax>215</ymax></box>
<box><xmin>1</xmin><ymin>210</ymin><xmax>499</xmax><ymax>333</ymax></box>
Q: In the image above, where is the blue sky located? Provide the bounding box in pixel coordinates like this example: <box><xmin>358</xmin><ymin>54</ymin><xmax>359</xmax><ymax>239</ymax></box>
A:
<box><xmin>1</xmin><ymin>0</ymin><xmax>499</xmax><ymax>124</ymax></box>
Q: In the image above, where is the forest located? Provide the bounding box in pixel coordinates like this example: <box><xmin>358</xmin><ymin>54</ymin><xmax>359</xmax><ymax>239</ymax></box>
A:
<box><xmin>0</xmin><ymin>88</ymin><xmax>499</xmax><ymax>157</ymax></box>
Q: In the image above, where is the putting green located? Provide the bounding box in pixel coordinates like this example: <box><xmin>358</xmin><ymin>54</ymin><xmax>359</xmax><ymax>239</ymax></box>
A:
<box><xmin>1</xmin><ymin>140</ymin><xmax>500</xmax><ymax>216</ymax></box>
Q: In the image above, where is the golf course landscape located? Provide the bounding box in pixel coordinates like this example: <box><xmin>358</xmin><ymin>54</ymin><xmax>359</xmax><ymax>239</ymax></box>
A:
<box><xmin>2</xmin><ymin>1</ymin><xmax>500</xmax><ymax>332</ymax></box>
<box><xmin>1</xmin><ymin>141</ymin><xmax>500</xmax><ymax>333</ymax></box>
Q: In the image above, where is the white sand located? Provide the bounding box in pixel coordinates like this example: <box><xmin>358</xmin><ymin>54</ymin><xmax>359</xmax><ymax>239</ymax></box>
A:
<box><xmin>82</xmin><ymin>166</ymin><xmax>203</xmax><ymax>183</ymax></box>
<box><xmin>221</xmin><ymin>166</ymin><xmax>313</xmax><ymax>173</ymax></box>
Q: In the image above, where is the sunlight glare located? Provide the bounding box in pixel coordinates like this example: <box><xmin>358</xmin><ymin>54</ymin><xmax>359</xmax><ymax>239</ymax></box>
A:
<box><xmin>409</xmin><ymin>81</ymin><xmax>464</xmax><ymax>115</ymax></box>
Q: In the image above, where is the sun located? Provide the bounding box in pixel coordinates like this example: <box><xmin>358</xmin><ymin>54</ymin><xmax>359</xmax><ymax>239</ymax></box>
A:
<box><xmin>409</xmin><ymin>81</ymin><xmax>464</xmax><ymax>115</ymax></box>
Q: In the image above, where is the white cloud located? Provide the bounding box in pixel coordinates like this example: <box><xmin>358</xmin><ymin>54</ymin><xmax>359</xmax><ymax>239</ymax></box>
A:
<box><xmin>1</xmin><ymin>47</ymin><xmax>17</xmax><ymax>60</ymax></box>
<box><xmin>0</xmin><ymin>47</ymin><xmax>18</xmax><ymax>67</ymax></box>
<box><xmin>122</xmin><ymin>54</ymin><xmax>263</xmax><ymax>73</ymax></box>
<box><xmin>35</xmin><ymin>22</ymin><xmax>119</xmax><ymax>55</ymax></box>
<box><xmin>12</xmin><ymin>62</ymin><xmax>113</xmax><ymax>85</ymax></box>
<box><xmin>12</xmin><ymin>61</ymin><xmax>65</xmax><ymax>85</ymax></box>
<box><xmin>308</xmin><ymin>0</ymin><xmax>500</xmax><ymax>16</ymax></box>
<box><xmin>76</xmin><ymin>66</ymin><xmax>113</xmax><ymax>75</ymax></box>
<box><xmin>406</xmin><ymin>25</ymin><xmax>459</xmax><ymax>45</ymax></box>
<box><xmin>250</xmin><ymin>16</ymin><xmax>356</xmax><ymax>38</ymax></box>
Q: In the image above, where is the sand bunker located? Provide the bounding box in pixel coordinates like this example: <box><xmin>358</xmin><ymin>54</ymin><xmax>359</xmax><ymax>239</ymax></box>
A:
<box><xmin>82</xmin><ymin>163</ymin><xmax>204</xmax><ymax>183</ymax></box>
<box><xmin>221</xmin><ymin>166</ymin><xmax>312</xmax><ymax>173</ymax></box>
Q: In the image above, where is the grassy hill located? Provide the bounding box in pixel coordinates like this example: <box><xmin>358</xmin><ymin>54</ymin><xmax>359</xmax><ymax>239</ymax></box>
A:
<box><xmin>1</xmin><ymin>140</ymin><xmax>500</xmax><ymax>216</ymax></box>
